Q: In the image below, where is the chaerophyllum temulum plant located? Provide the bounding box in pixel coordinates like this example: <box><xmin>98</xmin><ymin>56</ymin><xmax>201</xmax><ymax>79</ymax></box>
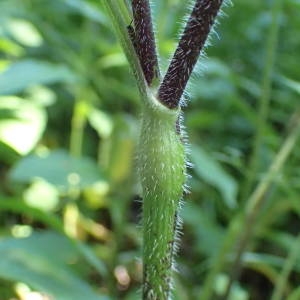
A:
<box><xmin>103</xmin><ymin>0</ymin><xmax>225</xmax><ymax>298</ymax></box>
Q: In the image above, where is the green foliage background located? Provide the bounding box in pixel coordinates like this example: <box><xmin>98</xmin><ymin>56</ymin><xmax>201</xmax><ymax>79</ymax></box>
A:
<box><xmin>0</xmin><ymin>0</ymin><xmax>300</xmax><ymax>299</ymax></box>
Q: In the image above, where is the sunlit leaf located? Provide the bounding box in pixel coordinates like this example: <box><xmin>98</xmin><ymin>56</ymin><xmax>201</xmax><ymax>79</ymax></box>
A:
<box><xmin>23</xmin><ymin>179</ymin><xmax>59</xmax><ymax>211</ymax></box>
<box><xmin>279</xmin><ymin>76</ymin><xmax>300</xmax><ymax>95</ymax></box>
<box><xmin>88</xmin><ymin>108</ymin><xmax>113</xmax><ymax>139</ymax></box>
<box><xmin>5</xmin><ymin>18</ymin><xmax>43</xmax><ymax>47</ymax></box>
<box><xmin>0</xmin><ymin>96</ymin><xmax>46</xmax><ymax>155</ymax></box>
<box><xmin>214</xmin><ymin>274</ymin><xmax>249</xmax><ymax>300</ymax></box>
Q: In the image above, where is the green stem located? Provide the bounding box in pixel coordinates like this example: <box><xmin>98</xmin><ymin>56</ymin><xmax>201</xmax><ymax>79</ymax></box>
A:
<box><xmin>70</xmin><ymin>99</ymin><xmax>88</xmax><ymax>157</ymax></box>
<box><xmin>271</xmin><ymin>233</ymin><xmax>300</xmax><ymax>300</ymax></box>
<box><xmin>242</xmin><ymin>0</ymin><xmax>282</xmax><ymax>200</ymax></box>
<box><xmin>139</xmin><ymin>95</ymin><xmax>186</xmax><ymax>299</ymax></box>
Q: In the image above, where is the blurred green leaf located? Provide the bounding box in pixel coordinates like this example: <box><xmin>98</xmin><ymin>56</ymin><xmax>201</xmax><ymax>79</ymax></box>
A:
<box><xmin>214</xmin><ymin>274</ymin><xmax>249</xmax><ymax>300</ymax></box>
<box><xmin>0</xmin><ymin>197</ymin><xmax>64</xmax><ymax>233</ymax></box>
<box><xmin>0</xmin><ymin>37</ymin><xmax>24</xmax><ymax>56</ymax></box>
<box><xmin>0</xmin><ymin>140</ymin><xmax>19</xmax><ymax>163</ymax></box>
<box><xmin>0</xmin><ymin>231</ymin><xmax>109</xmax><ymax>300</ymax></box>
<box><xmin>279</xmin><ymin>76</ymin><xmax>300</xmax><ymax>95</ymax></box>
<box><xmin>191</xmin><ymin>145</ymin><xmax>238</xmax><ymax>208</ymax></box>
<box><xmin>5</xmin><ymin>18</ymin><xmax>43</xmax><ymax>47</ymax></box>
<box><xmin>182</xmin><ymin>202</ymin><xmax>223</xmax><ymax>258</ymax></box>
<box><xmin>10</xmin><ymin>149</ymin><xmax>105</xmax><ymax>189</ymax></box>
<box><xmin>243</xmin><ymin>252</ymin><xmax>300</xmax><ymax>272</ymax></box>
<box><xmin>63</xmin><ymin>0</ymin><xmax>108</xmax><ymax>24</ymax></box>
<box><xmin>26</xmin><ymin>85</ymin><xmax>57</xmax><ymax>107</ymax></box>
<box><xmin>0</xmin><ymin>60</ymin><xmax>77</xmax><ymax>95</ymax></box>
<box><xmin>0</xmin><ymin>96</ymin><xmax>46</xmax><ymax>155</ymax></box>
<box><xmin>0</xmin><ymin>197</ymin><xmax>108</xmax><ymax>278</ymax></box>
<box><xmin>265</xmin><ymin>230</ymin><xmax>295</xmax><ymax>253</ymax></box>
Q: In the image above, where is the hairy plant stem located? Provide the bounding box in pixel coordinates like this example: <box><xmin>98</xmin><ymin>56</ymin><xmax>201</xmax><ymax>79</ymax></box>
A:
<box><xmin>132</xmin><ymin>0</ymin><xmax>160</xmax><ymax>86</ymax></box>
<box><xmin>242</xmin><ymin>0</ymin><xmax>283</xmax><ymax>200</ymax></box>
<box><xmin>158</xmin><ymin>0</ymin><xmax>224</xmax><ymax>108</ymax></box>
<box><xmin>104</xmin><ymin>1</ymin><xmax>224</xmax><ymax>298</ymax></box>
<box><xmin>139</xmin><ymin>95</ymin><xmax>185</xmax><ymax>299</ymax></box>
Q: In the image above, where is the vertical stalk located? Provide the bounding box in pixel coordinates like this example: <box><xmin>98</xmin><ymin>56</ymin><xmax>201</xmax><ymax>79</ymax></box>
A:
<box><xmin>70</xmin><ymin>99</ymin><xmax>88</xmax><ymax>157</ymax></box>
<box><xmin>158</xmin><ymin>0</ymin><xmax>223</xmax><ymax>108</ymax></box>
<box><xmin>103</xmin><ymin>1</ymin><xmax>225</xmax><ymax>298</ymax></box>
<box><xmin>68</xmin><ymin>99</ymin><xmax>88</xmax><ymax>247</ymax></box>
<box><xmin>132</xmin><ymin>0</ymin><xmax>160</xmax><ymax>86</ymax></box>
<box><xmin>139</xmin><ymin>95</ymin><xmax>186</xmax><ymax>299</ymax></box>
<box><xmin>242</xmin><ymin>0</ymin><xmax>283</xmax><ymax>200</ymax></box>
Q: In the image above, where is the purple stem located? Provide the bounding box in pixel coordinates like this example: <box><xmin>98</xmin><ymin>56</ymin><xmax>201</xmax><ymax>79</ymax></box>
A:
<box><xmin>132</xmin><ymin>0</ymin><xmax>160</xmax><ymax>86</ymax></box>
<box><xmin>158</xmin><ymin>0</ymin><xmax>224</xmax><ymax>109</ymax></box>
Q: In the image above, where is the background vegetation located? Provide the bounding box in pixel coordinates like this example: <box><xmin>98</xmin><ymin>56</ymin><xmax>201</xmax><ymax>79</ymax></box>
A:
<box><xmin>0</xmin><ymin>0</ymin><xmax>300</xmax><ymax>299</ymax></box>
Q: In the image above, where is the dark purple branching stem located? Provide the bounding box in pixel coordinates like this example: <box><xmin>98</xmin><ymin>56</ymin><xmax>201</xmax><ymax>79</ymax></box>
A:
<box><xmin>132</xmin><ymin>0</ymin><xmax>160</xmax><ymax>86</ymax></box>
<box><xmin>158</xmin><ymin>0</ymin><xmax>224</xmax><ymax>109</ymax></box>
